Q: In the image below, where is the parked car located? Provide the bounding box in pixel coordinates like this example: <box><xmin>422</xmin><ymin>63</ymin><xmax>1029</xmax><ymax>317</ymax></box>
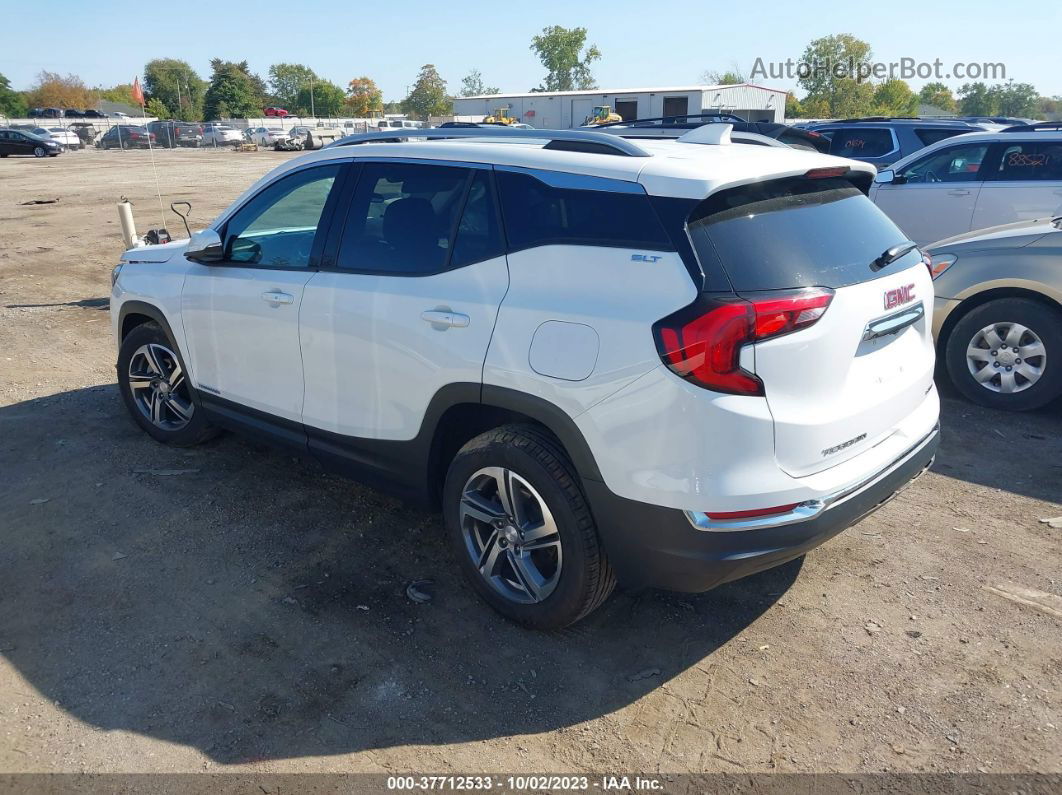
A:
<box><xmin>807</xmin><ymin>117</ymin><xmax>983</xmax><ymax>170</ymax></box>
<box><xmin>33</xmin><ymin>126</ymin><xmax>80</xmax><ymax>150</ymax></box>
<box><xmin>264</xmin><ymin>107</ymin><xmax>289</xmax><ymax>118</ymax></box>
<box><xmin>147</xmin><ymin>120</ymin><xmax>203</xmax><ymax>148</ymax></box>
<box><xmin>83</xmin><ymin>109</ymin><xmax>106</xmax><ymax>119</ymax></box>
<box><xmin>63</xmin><ymin>109</ymin><xmax>86</xmax><ymax>118</ymax></box>
<box><xmin>249</xmin><ymin>126</ymin><xmax>285</xmax><ymax>146</ymax></box>
<box><xmin>200</xmin><ymin>124</ymin><xmax>244</xmax><ymax>147</ymax></box>
<box><xmin>591</xmin><ymin>113</ymin><xmax>830</xmax><ymax>152</ymax></box>
<box><xmin>927</xmin><ymin>216</ymin><xmax>1062</xmax><ymax>410</ymax></box>
<box><xmin>68</xmin><ymin>122</ymin><xmax>98</xmax><ymax>146</ymax></box>
<box><xmin>110</xmin><ymin>126</ymin><xmax>939</xmax><ymax>628</ymax></box>
<box><xmin>274</xmin><ymin>126</ymin><xmax>339</xmax><ymax>150</ymax></box>
<box><xmin>109</xmin><ymin>112</ymin><xmax>131</xmax><ymax>119</ymax></box>
<box><xmin>0</xmin><ymin>128</ymin><xmax>62</xmax><ymax>157</ymax></box>
<box><xmin>28</xmin><ymin>108</ymin><xmax>63</xmax><ymax>119</ymax></box>
<box><xmin>870</xmin><ymin>123</ymin><xmax>1062</xmax><ymax>246</ymax></box>
<box><xmin>98</xmin><ymin>125</ymin><xmax>156</xmax><ymax>149</ymax></box>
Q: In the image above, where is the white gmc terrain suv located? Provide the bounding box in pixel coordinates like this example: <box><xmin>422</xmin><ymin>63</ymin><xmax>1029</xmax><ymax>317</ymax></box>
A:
<box><xmin>111</xmin><ymin>126</ymin><xmax>940</xmax><ymax>628</ymax></box>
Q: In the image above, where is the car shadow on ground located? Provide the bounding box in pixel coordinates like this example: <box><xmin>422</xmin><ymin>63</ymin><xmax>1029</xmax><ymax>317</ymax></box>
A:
<box><xmin>0</xmin><ymin>385</ymin><xmax>801</xmax><ymax>764</ymax></box>
<box><xmin>3</xmin><ymin>297</ymin><xmax>109</xmax><ymax>310</ymax></box>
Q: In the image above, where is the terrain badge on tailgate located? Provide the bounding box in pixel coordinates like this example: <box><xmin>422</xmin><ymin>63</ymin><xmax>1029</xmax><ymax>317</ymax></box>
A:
<box><xmin>884</xmin><ymin>283</ymin><xmax>916</xmax><ymax>310</ymax></box>
<box><xmin>822</xmin><ymin>432</ymin><xmax>867</xmax><ymax>458</ymax></box>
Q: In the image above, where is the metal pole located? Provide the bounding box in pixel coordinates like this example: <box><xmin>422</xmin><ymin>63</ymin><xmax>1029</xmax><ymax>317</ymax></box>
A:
<box><xmin>310</xmin><ymin>74</ymin><xmax>315</xmax><ymax>118</ymax></box>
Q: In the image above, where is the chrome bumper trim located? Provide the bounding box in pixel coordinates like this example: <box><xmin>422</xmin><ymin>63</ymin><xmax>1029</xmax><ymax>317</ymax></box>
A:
<box><xmin>684</xmin><ymin>425</ymin><xmax>939</xmax><ymax>532</ymax></box>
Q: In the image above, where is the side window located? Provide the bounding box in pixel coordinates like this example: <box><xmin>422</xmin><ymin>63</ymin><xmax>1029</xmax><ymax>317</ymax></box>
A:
<box><xmin>496</xmin><ymin>170</ymin><xmax>671</xmax><ymax>252</ymax></box>
<box><xmin>826</xmin><ymin>127</ymin><xmax>895</xmax><ymax>158</ymax></box>
<box><xmin>915</xmin><ymin>128</ymin><xmax>965</xmax><ymax>147</ymax></box>
<box><xmin>223</xmin><ymin>164</ymin><xmax>341</xmax><ymax>268</ymax></box>
<box><xmin>337</xmin><ymin>161</ymin><xmax>472</xmax><ymax>274</ymax></box>
<box><xmin>987</xmin><ymin>142</ymin><xmax>1062</xmax><ymax>182</ymax></box>
<box><xmin>899</xmin><ymin>143</ymin><xmax>989</xmax><ymax>184</ymax></box>
<box><xmin>451</xmin><ymin>170</ymin><xmax>505</xmax><ymax>267</ymax></box>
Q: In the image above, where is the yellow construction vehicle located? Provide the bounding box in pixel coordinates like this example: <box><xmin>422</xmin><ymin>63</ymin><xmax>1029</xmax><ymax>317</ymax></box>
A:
<box><xmin>583</xmin><ymin>105</ymin><xmax>622</xmax><ymax>126</ymax></box>
<box><xmin>483</xmin><ymin>108</ymin><xmax>517</xmax><ymax>125</ymax></box>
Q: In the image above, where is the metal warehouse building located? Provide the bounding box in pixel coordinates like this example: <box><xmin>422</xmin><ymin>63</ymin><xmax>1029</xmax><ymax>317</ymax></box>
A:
<box><xmin>451</xmin><ymin>83</ymin><xmax>787</xmax><ymax>129</ymax></box>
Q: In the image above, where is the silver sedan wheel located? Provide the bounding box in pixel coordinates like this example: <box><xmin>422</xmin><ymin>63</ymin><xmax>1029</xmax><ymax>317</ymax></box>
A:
<box><xmin>966</xmin><ymin>322</ymin><xmax>1046</xmax><ymax>394</ymax></box>
<box><xmin>459</xmin><ymin>467</ymin><xmax>563</xmax><ymax>604</ymax></box>
<box><xmin>127</xmin><ymin>343</ymin><xmax>194</xmax><ymax>430</ymax></box>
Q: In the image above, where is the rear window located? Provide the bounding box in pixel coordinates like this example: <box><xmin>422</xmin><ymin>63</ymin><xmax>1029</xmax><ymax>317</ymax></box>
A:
<box><xmin>822</xmin><ymin>127</ymin><xmax>895</xmax><ymax>158</ymax></box>
<box><xmin>688</xmin><ymin>178</ymin><xmax>914</xmax><ymax>291</ymax></box>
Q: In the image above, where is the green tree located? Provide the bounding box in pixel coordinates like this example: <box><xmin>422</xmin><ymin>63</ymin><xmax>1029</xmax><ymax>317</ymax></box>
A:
<box><xmin>1036</xmin><ymin>95</ymin><xmax>1061</xmax><ymax>118</ymax></box>
<box><xmin>203</xmin><ymin>59</ymin><xmax>260</xmax><ymax>119</ymax></box>
<box><xmin>958</xmin><ymin>82</ymin><xmax>998</xmax><ymax>116</ymax></box>
<box><xmin>797</xmin><ymin>34</ymin><xmax>874</xmax><ymax>117</ymax></box>
<box><xmin>95</xmin><ymin>84</ymin><xmax>135</xmax><ymax>104</ymax></box>
<box><xmin>401</xmin><ymin>64</ymin><xmax>450</xmax><ymax>120</ymax></box>
<box><xmin>460</xmin><ymin>68</ymin><xmax>499</xmax><ymax>97</ymax></box>
<box><xmin>918</xmin><ymin>82</ymin><xmax>957</xmax><ymax>113</ymax></box>
<box><xmin>530</xmin><ymin>25</ymin><xmax>601</xmax><ymax>91</ymax></box>
<box><xmin>701</xmin><ymin>69</ymin><xmax>746</xmax><ymax>85</ymax></box>
<box><xmin>145</xmin><ymin>97</ymin><xmax>170</xmax><ymax>118</ymax></box>
<box><xmin>872</xmin><ymin>79</ymin><xmax>918</xmax><ymax>116</ymax></box>
<box><xmin>0</xmin><ymin>73</ymin><xmax>28</xmax><ymax>117</ymax></box>
<box><xmin>268</xmin><ymin>63</ymin><xmax>316</xmax><ymax>111</ymax></box>
<box><xmin>144</xmin><ymin>59</ymin><xmax>204</xmax><ymax>121</ymax></box>
<box><xmin>296</xmin><ymin>79</ymin><xmax>346</xmax><ymax>117</ymax></box>
<box><xmin>990</xmin><ymin>80</ymin><xmax>1039</xmax><ymax>118</ymax></box>
<box><xmin>345</xmin><ymin>77</ymin><xmax>383</xmax><ymax>116</ymax></box>
<box><xmin>784</xmin><ymin>91</ymin><xmax>803</xmax><ymax>119</ymax></box>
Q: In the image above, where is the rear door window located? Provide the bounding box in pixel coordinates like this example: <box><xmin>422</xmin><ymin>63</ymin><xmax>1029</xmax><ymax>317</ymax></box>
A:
<box><xmin>688</xmin><ymin>177</ymin><xmax>913</xmax><ymax>291</ymax></box>
<box><xmin>915</xmin><ymin>128</ymin><xmax>967</xmax><ymax>146</ymax></box>
<box><xmin>496</xmin><ymin>169</ymin><xmax>671</xmax><ymax>252</ymax></box>
<box><xmin>823</xmin><ymin>127</ymin><xmax>896</xmax><ymax>158</ymax></box>
<box><xmin>985</xmin><ymin>141</ymin><xmax>1062</xmax><ymax>181</ymax></box>
<box><xmin>336</xmin><ymin>161</ymin><xmax>472</xmax><ymax>274</ymax></box>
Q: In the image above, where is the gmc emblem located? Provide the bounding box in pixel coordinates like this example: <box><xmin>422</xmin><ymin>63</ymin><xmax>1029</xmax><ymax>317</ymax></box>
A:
<box><xmin>884</xmin><ymin>283</ymin><xmax>916</xmax><ymax>310</ymax></box>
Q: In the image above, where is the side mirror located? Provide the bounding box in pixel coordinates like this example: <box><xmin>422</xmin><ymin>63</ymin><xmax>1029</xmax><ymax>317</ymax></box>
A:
<box><xmin>185</xmin><ymin>228</ymin><xmax>223</xmax><ymax>263</ymax></box>
<box><xmin>874</xmin><ymin>169</ymin><xmax>895</xmax><ymax>184</ymax></box>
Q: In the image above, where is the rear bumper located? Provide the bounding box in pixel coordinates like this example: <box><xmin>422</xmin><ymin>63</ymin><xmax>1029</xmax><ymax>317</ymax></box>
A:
<box><xmin>584</xmin><ymin>426</ymin><xmax>939</xmax><ymax>593</ymax></box>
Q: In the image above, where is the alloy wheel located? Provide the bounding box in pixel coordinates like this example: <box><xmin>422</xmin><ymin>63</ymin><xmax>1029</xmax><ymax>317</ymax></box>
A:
<box><xmin>459</xmin><ymin>467</ymin><xmax>563</xmax><ymax>604</ymax></box>
<box><xmin>127</xmin><ymin>343</ymin><xmax>195</xmax><ymax>430</ymax></box>
<box><xmin>33</xmin><ymin>146</ymin><xmax>46</xmax><ymax>158</ymax></box>
<box><xmin>966</xmin><ymin>321</ymin><xmax>1046</xmax><ymax>394</ymax></box>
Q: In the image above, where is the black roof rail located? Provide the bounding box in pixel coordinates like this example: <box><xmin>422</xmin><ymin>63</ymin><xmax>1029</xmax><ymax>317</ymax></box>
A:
<box><xmin>1002</xmin><ymin>122</ymin><xmax>1062</xmax><ymax>132</ymax></box>
<box><xmin>328</xmin><ymin>127</ymin><xmax>652</xmax><ymax>157</ymax></box>
<box><xmin>831</xmin><ymin>116</ymin><xmax>975</xmax><ymax>124</ymax></box>
<box><xmin>595</xmin><ymin>112</ymin><xmax>745</xmax><ymax>129</ymax></box>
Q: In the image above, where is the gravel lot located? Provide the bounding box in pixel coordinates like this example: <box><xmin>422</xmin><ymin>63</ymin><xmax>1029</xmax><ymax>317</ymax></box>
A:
<box><xmin>0</xmin><ymin>148</ymin><xmax>1059</xmax><ymax>776</ymax></box>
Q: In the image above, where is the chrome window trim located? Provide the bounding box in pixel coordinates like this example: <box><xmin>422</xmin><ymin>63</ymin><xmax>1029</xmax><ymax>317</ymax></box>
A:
<box><xmin>684</xmin><ymin>425</ymin><xmax>938</xmax><ymax>532</ymax></box>
<box><xmin>494</xmin><ymin>164</ymin><xmax>646</xmax><ymax>194</ymax></box>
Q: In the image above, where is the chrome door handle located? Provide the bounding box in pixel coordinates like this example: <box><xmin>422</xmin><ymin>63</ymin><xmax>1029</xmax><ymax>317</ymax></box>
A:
<box><xmin>947</xmin><ymin>189</ymin><xmax>971</xmax><ymax>196</ymax></box>
<box><xmin>421</xmin><ymin>310</ymin><xmax>470</xmax><ymax>328</ymax></box>
<box><xmin>863</xmin><ymin>303</ymin><xmax>924</xmax><ymax>341</ymax></box>
<box><xmin>261</xmin><ymin>290</ymin><xmax>294</xmax><ymax>305</ymax></box>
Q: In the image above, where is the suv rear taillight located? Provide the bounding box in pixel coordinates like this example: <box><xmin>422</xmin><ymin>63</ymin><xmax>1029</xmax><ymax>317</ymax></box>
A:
<box><xmin>653</xmin><ymin>288</ymin><xmax>834</xmax><ymax>396</ymax></box>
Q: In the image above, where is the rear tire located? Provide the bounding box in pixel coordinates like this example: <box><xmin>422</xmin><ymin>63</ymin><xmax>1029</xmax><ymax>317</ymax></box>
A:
<box><xmin>117</xmin><ymin>322</ymin><xmax>220</xmax><ymax>446</ymax></box>
<box><xmin>443</xmin><ymin>425</ymin><xmax>615</xmax><ymax>629</ymax></box>
<box><xmin>944</xmin><ymin>297</ymin><xmax>1062</xmax><ymax>411</ymax></box>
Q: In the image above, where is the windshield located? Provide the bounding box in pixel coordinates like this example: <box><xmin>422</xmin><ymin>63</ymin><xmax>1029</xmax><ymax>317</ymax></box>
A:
<box><xmin>688</xmin><ymin>177</ymin><xmax>915</xmax><ymax>291</ymax></box>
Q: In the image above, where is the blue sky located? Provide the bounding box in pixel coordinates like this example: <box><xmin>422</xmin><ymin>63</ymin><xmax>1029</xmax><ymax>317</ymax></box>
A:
<box><xmin>2</xmin><ymin>0</ymin><xmax>1060</xmax><ymax>99</ymax></box>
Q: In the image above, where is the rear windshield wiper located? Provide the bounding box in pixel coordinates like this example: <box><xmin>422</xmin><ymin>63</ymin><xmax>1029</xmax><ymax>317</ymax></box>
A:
<box><xmin>871</xmin><ymin>240</ymin><xmax>918</xmax><ymax>271</ymax></box>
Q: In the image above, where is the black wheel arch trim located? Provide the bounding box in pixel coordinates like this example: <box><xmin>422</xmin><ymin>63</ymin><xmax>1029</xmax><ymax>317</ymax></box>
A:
<box><xmin>117</xmin><ymin>300</ymin><xmax>180</xmax><ymax>348</ymax></box>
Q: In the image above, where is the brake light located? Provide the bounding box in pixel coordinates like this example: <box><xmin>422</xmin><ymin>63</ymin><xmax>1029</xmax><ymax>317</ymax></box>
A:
<box><xmin>654</xmin><ymin>289</ymin><xmax>834</xmax><ymax>396</ymax></box>
<box><xmin>804</xmin><ymin>166</ymin><xmax>849</xmax><ymax>179</ymax></box>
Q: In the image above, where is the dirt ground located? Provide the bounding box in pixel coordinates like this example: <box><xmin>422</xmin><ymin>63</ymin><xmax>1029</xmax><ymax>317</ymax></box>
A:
<box><xmin>0</xmin><ymin>148</ymin><xmax>1059</xmax><ymax>777</ymax></box>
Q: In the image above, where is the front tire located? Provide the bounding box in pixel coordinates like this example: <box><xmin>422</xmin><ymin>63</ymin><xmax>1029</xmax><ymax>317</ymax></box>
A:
<box><xmin>945</xmin><ymin>298</ymin><xmax>1062</xmax><ymax>411</ymax></box>
<box><xmin>33</xmin><ymin>146</ymin><xmax>46</xmax><ymax>158</ymax></box>
<box><xmin>117</xmin><ymin>322</ymin><xmax>218</xmax><ymax>446</ymax></box>
<box><xmin>443</xmin><ymin>425</ymin><xmax>615</xmax><ymax>629</ymax></box>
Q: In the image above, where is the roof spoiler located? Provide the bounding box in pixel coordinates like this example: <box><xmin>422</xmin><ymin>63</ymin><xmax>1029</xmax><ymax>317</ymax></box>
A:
<box><xmin>677</xmin><ymin>124</ymin><xmax>733</xmax><ymax>145</ymax></box>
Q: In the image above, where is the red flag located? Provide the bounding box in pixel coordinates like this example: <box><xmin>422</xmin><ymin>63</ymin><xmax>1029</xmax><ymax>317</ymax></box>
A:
<box><xmin>132</xmin><ymin>76</ymin><xmax>144</xmax><ymax>106</ymax></box>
